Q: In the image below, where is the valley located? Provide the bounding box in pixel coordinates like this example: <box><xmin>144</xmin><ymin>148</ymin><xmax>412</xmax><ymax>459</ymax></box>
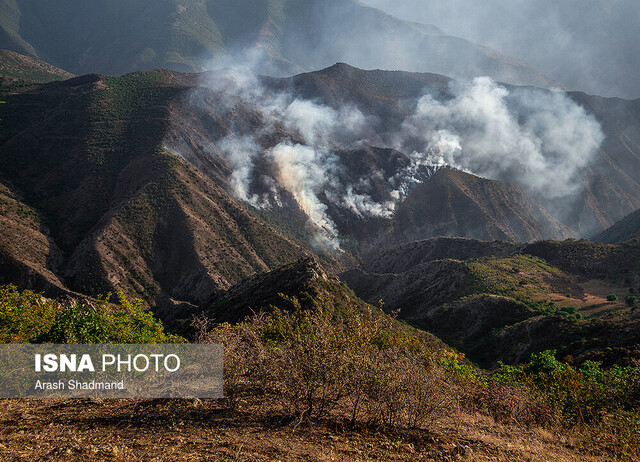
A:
<box><xmin>1</xmin><ymin>1</ymin><xmax>640</xmax><ymax>458</ymax></box>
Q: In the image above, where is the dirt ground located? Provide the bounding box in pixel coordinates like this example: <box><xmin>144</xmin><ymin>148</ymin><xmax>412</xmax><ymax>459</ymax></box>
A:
<box><xmin>0</xmin><ymin>398</ymin><xmax>613</xmax><ymax>461</ymax></box>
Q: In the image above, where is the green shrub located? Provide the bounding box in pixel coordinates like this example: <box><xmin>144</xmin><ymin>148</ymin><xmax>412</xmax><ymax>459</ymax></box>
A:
<box><xmin>559</xmin><ymin>306</ymin><xmax>578</xmax><ymax>314</ymax></box>
<box><xmin>625</xmin><ymin>295</ymin><xmax>637</xmax><ymax>307</ymax></box>
<box><xmin>607</xmin><ymin>294</ymin><xmax>618</xmax><ymax>301</ymax></box>
<box><xmin>0</xmin><ymin>285</ymin><xmax>183</xmax><ymax>343</ymax></box>
<box><xmin>493</xmin><ymin>350</ymin><xmax>640</xmax><ymax>426</ymax></box>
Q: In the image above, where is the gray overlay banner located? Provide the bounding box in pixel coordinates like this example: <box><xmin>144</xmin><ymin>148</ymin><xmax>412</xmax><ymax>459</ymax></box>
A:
<box><xmin>0</xmin><ymin>344</ymin><xmax>223</xmax><ymax>398</ymax></box>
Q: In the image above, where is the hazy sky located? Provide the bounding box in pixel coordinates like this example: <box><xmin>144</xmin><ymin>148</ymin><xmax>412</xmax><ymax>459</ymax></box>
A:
<box><xmin>360</xmin><ymin>0</ymin><xmax>639</xmax><ymax>99</ymax></box>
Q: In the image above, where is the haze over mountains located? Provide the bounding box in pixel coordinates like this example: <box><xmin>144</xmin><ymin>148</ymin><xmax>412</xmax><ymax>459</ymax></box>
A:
<box><xmin>2</xmin><ymin>59</ymin><xmax>640</xmax><ymax>309</ymax></box>
<box><xmin>363</xmin><ymin>0</ymin><xmax>640</xmax><ymax>99</ymax></box>
<box><xmin>0</xmin><ymin>0</ymin><xmax>555</xmax><ymax>88</ymax></box>
<box><xmin>175</xmin><ymin>62</ymin><xmax>640</xmax><ymax>241</ymax></box>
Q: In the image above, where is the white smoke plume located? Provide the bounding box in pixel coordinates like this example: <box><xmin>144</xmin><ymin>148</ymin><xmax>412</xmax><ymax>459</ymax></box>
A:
<box><xmin>267</xmin><ymin>142</ymin><xmax>341</xmax><ymax>251</ymax></box>
<box><xmin>217</xmin><ymin>135</ymin><xmax>261</xmax><ymax>206</ymax></box>
<box><xmin>400</xmin><ymin>77</ymin><xmax>604</xmax><ymax>199</ymax></box>
<box><xmin>192</xmin><ymin>61</ymin><xmax>603</xmax><ymax>252</ymax></box>
<box><xmin>388</xmin><ymin>146</ymin><xmax>451</xmax><ymax>199</ymax></box>
<box><xmin>283</xmin><ymin>99</ymin><xmax>368</xmax><ymax>146</ymax></box>
<box><xmin>197</xmin><ymin>61</ymin><xmax>395</xmax><ymax>251</ymax></box>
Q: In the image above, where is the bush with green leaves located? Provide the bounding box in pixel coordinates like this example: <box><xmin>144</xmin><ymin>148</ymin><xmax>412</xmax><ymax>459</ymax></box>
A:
<box><xmin>495</xmin><ymin>350</ymin><xmax>640</xmax><ymax>421</ymax></box>
<box><xmin>491</xmin><ymin>348</ymin><xmax>640</xmax><ymax>456</ymax></box>
<box><xmin>0</xmin><ymin>285</ymin><xmax>183</xmax><ymax>343</ymax></box>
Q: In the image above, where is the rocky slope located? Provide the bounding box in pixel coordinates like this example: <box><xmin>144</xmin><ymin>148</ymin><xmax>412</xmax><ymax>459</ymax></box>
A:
<box><xmin>0</xmin><ymin>70</ymin><xmax>312</xmax><ymax>310</ymax></box>
<box><xmin>389</xmin><ymin>169</ymin><xmax>576</xmax><ymax>245</ymax></box>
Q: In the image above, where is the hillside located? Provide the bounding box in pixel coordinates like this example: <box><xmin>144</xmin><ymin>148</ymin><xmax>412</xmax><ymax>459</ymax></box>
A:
<box><xmin>280</xmin><ymin>64</ymin><xmax>640</xmax><ymax>237</ymax></box>
<box><xmin>593</xmin><ymin>208</ymin><xmax>640</xmax><ymax>244</ymax></box>
<box><xmin>0</xmin><ymin>49</ymin><xmax>73</xmax><ymax>87</ymax></box>
<box><xmin>342</xmin><ymin>238</ymin><xmax>640</xmax><ymax>367</ymax></box>
<box><xmin>201</xmin><ymin>256</ymin><xmax>440</xmax><ymax>339</ymax></box>
<box><xmin>3</xmin><ymin>278</ymin><xmax>632</xmax><ymax>460</ymax></box>
<box><xmin>0</xmin><ymin>0</ymin><xmax>555</xmax><ymax>88</ymax></box>
<box><xmin>2</xmin><ymin>258</ymin><xmax>639</xmax><ymax>460</ymax></box>
<box><xmin>166</xmin><ymin>64</ymin><xmax>600</xmax><ymax>251</ymax></box>
<box><xmin>3</xmin><ymin>259</ymin><xmax>637</xmax><ymax>460</ymax></box>
<box><xmin>0</xmin><ymin>70</ymin><xmax>316</xmax><ymax>313</ymax></box>
<box><xmin>389</xmin><ymin>169</ymin><xmax>576</xmax><ymax>245</ymax></box>
<box><xmin>3</xmin><ymin>63</ymin><xmax>640</xmax><ymax>312</ymax></box>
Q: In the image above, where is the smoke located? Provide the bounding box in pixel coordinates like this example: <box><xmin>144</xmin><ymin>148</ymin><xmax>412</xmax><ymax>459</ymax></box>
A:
<box><xmin>336</xmin><ymin>184</ymin><xmax>396</xmax><ymax>219</ymax></box>
<box><xmin>188</xmin><ymin>56</ymin><xmax>603</xmax><ymax>252</ymax></box>
<box><xmin>360</xmin><ymin>0</ymin><xmax>639</xmax><ymax>99</ymax></box>
<box><xmin>217</xmin><ymin>135</ymin><xmax>261</xmax><ymax>206</ymax></box>
<box><xmin>267</xmin><ymin>142</ymin><xmax>341</xmax><ymax>251</ymax></box>
<box><xmin>399</xmin><ymin>77</ymin><xmax>604</xmax><ymax>199</ymax></box>
<box><xmin>198</xmin><ymin>59</ymin><xmax>396</xmax><ymax>251</ymax></box>
<box><xmin>282</xmin><ymin>99</ymin><xmax>368</xmax><ymax>146</ymax></box>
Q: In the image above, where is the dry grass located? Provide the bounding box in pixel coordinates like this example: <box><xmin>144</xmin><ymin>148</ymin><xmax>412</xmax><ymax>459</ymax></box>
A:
<box><xmin>0</xmin><ymin>398</ymin><xmax>612</xmax><ymax>461</ymax></box>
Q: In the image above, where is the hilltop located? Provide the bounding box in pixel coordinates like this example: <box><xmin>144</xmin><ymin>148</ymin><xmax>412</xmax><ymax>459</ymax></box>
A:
<box><xmin>0</xmin><ymin>49</ymin><xmax>73</xmax><ymax>87</ymax></box>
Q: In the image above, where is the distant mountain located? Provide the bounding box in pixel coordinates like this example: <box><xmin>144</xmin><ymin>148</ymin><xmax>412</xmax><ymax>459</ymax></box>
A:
<box><xmin>342</xmin><ymin>237</ymin><xmax>640</xmax><ymax>367</ymax></box>
<box><xmin>3</xmin><ymin>63</ymin><xmax>640</xmax><ymax>319</ymax></box>
<box><xmin>0</xmin><ymin>49</ymin><xmax>73</xmax><ymax>86</ymax></box>
<box><xmin>0</xmin><ymin>0</ymin><xmax>555</xmax><ymax>88</ymax></box>
<box><xmin>363</xmin><ymin>0</ymin><xmax>640</xmax><ymax>99</ymax></box>
<box><xmin>593</xmin><ymin>208</ymin><xmax>640</xmax><ymax>244</ymax></box>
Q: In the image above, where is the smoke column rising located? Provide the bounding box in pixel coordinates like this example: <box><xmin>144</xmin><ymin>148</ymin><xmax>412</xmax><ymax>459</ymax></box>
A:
<box><xmin>189</xmin><ymin>58</ymin><xmax>604</xmax><ymax>251</ymax></box>
<box><xmin>400</xmin><ymin>77</ymin><xmax>604</xmax><ymax>199</ymax></box>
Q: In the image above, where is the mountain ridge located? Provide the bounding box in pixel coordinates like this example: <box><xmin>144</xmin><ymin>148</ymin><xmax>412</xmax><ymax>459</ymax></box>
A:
<box><xmin>0</xmin><ymin>0</ymin><xmax>556</xmax><ymax>89</ymax></box>
<box><xmin>341</xmin><ymin>237</ymin><xmax>640</xmax><ymax>367</ymax></box>
<box><xmin>2</xmin><ymin>63</ymin><xmax>640</xmax><ymax>323</ymax></box>
<box><xmin>0</xmin><ymin>49</ymin><xmax>74</xmax><ymax>86</ymax></box>
<box><xmin>0</xmin><ymin>70</ymin><xmax>315</xmax><ymax>311</ymax></box>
